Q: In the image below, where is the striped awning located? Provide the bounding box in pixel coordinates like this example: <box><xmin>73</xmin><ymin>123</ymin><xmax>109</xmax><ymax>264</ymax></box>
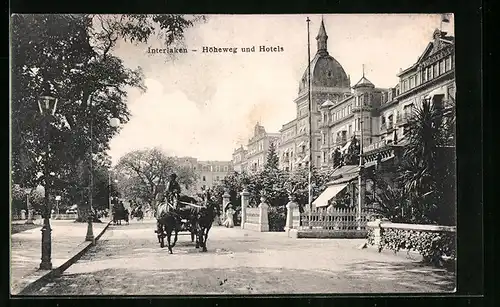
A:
<box><xmin>313</xmin><ymin>183</ymin><xmax>348</xmax><ymax>208</ymax></box>
<box><xmin>340</xmin><ymin>141</ymin><xmax>351</xmax><ymax>153</ymax></box>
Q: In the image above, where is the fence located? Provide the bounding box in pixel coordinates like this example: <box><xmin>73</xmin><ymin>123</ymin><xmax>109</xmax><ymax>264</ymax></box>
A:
<box><xmin>300</xmin><ymin>207</ymin><xmax>369</xmax><ymax>231</ymax></box>
<box><xmin>51</xmin><ymin>213</ymin><xmax>78</xmax><ymax>220</ymax></box>
<box><xmin>285</xmin><ymin>204</ymin><xmax>369</xmax><ymax>238</ymax></box>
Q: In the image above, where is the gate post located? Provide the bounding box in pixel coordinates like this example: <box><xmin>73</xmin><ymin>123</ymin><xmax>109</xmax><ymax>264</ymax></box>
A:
<box><xmin>285</xmin><ymin>195</ymin><xmax>298</xmax><ymax>233</ymax></box>
<box><xmin>240</xmin><ymin>188</ymin><xmax>249</xmax><ymax>229</ymax></box>
<box><xmin>258</xmin><ymin>194</ymin><xmax>269</xmax><ymax>232</ymax></box>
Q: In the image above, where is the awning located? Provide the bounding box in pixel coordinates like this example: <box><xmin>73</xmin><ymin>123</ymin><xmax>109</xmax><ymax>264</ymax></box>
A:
<box><xmin>340</xmin><ymin>141</ymin><xmax>351</xmax><ymax>153</ymax></box>
<box><xmin>313</xmin><ymin>183</ymin><xmax>348</xmax><ymax>208</ymax></box>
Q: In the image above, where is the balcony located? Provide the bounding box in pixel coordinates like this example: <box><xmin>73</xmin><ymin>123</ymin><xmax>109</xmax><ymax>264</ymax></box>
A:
<box><xmin>380</xmin><ymin>122</ymin><xmax>395</xmax><ymax>133</ymax></box>
<box><xmin>396</xmin><ymin>114</ymin><xmax>411</xmax><ymax>126</ymax></box>
<box><xmin>352</xmin><ymin>105</ymin><xmax>371</xmax><ymax>113</ymax></box>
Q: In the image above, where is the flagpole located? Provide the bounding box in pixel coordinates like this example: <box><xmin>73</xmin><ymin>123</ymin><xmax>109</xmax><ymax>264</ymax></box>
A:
<box><xmin>306</xmin><ymin>17</ymin><xmax>313</xmax><ymax>229</ymax></box>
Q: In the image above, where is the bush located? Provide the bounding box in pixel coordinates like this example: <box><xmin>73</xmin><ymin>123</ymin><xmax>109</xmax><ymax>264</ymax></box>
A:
<box><xmin>268</xmin><ymin>206</ymin><xmax>286</xmax><ymax>232</ymax></box>
<box><xmin>369</xmin><ymin>227</ymin><xmax>456</xmax><ymax>266</ymax></box>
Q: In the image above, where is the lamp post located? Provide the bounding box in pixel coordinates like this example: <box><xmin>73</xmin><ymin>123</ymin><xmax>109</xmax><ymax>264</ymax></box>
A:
<box><xmin>357</xmin><ymin>119</ymin><xmax>365</xmax><ymax>230</ymax></box>
<box><xmin>85</xmin><ymin>93</ymin><xmax>121</xmax><ymax>242</ymax></box>
<box><xmin>108</xmin><ymin>117</ymin><xmax>121</xmax><ymax>220</ymax></box>
<box><xmin>37</xmin><ymin>82</ymin><xmax>58</xmax><ymax>270</ymax></box>
<box><xmin>55</xmin><ymin>195</ymin><xmax>61</xmax><ymax>215</ymax></box>
<box><xmin>24</xmin><ymin>188</ymin><xmax>34</xmax><ymax>225</ymax></box>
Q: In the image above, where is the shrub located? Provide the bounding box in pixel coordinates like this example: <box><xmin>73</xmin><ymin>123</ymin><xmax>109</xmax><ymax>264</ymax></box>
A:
<box><xmin>371</xmin><ymin>227</ymin><xmax>456</xmax><ymax>266</ymax></box>
<box><xmin>268</xmin><ymin>206</ymin><xmax>286</xmax><ymax>232</ymax></box>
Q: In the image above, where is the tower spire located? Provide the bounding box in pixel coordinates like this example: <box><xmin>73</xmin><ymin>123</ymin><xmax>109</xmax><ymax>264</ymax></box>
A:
<box><xmin>362</xmin><ymin>64</ymin><xmax>365</xmax><ymax>78</ymax></box>
<box><xmin>316</xmin><ymin>17</ymin><xmax>328</xmax><ymax>54</ymax></box>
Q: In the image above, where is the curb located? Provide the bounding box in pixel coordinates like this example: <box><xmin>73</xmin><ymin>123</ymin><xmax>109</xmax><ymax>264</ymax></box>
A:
<box><xmin>15</xmin><ymin>221</ymin><xmax>112</xmax><ymax>296</ymax></box>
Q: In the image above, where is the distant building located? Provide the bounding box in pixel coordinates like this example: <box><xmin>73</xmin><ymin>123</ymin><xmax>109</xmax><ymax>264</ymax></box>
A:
<box><xmin>231</xmin><ymin>122</ymin><xmax>280</xmax><ymax>173</ymax></box>
<box><xmin>197</xmin><ymin>160</ymin><xmax>233</xmax><ymax>191</ymax></box>
<box><xmin>172</xmin><ymin>156</ymin><xmax>233</xmax><ymax>192</ymax></box>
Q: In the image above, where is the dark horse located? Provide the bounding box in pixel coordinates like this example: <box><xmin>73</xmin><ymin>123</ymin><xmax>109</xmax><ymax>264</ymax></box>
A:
<box><xmin>155</xmin><ymin>193</ymin><xmax>201</xmax><ymax>253</ymax></box>
<box><xmin>194</xmin><ymin>190</ymin><xmax>218</xmax><ymax>252</ymax></box>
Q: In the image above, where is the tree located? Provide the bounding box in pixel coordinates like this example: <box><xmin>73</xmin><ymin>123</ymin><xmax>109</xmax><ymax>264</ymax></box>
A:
<box><xmin>11</xmin><ymin>14</ymin><xmax>205</xmax><ymax>214</ymax></box>
<box><xmin>114</xmin><ymin>148</ymin><xmax>198</xmax><ymax>208</ymax></box>
<box><xmin>397</xmin><ymin>98</ymin><xmax>456</xmax><ymax>225</ymax></box>
<box><xmin>264</xmin><ymin>141</ymin><xmax>279</xmax><ymax>170</ymax></box>
<box><xmin>332</xmin><ymin>148</ymin><xmax>342</xmax><ymax>168</ymax></box>
<box><xmin>343</xmin><ymin>136</ymin><xmax>360</xmax><ymax>165</ymax></box>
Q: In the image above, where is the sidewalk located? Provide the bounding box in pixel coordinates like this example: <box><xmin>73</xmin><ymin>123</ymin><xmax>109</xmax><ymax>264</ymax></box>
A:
<box><xmin>10</xmin><ymin>219</ymin><xmax>110</xmax><ymax>295</ymax></box>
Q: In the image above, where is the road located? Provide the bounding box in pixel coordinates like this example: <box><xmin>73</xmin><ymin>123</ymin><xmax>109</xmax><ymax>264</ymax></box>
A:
<box><xmin>25</xmin><ymin>218</ymin><xmax>455</xmax><ymax>295</ymax></box>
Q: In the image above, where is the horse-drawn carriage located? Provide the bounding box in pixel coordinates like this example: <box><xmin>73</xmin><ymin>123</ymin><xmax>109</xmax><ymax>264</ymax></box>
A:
<box><xmin>112</xmin><ymin>203</ymin><xmax>129</xmax><ymax>225</ymax></box>
<box><xmin>155</xmin><ymin>191</ymin><xmax>217</xmax><ymax>254</ymax></box>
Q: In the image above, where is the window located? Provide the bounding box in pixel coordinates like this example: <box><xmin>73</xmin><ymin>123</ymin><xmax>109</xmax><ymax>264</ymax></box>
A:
<box><xmin>224</xmin><ymin>166</ymin><xmax>228</xmax><ymax>172</ymax></box>
<box><xmin>348</xmin><ymin>124</ymin><xmax>352</xmax><ymax>135</ymax></box>
<box><xmin>202</xmin><ymin>176</ymin><xmax>206</xmax><ymax>182</ymax></box>
<box><xmin>216</xmin><ymin>176</ymin><xmax>219</xmax><ymax>181</ymax></box>
<box><xmin>434</xmin><ymin>63</ymin><xmax>439</xmax><ymax>76</ymax></box>
<box><xmin>440</xmin><ymin>60</ymin><xmax>445</xmax><ymax>75</ymax></box>
<box><xmin>348</xmin><ymin>105</ymin><xmax>351</xmax><ymax>113</ymax></box>
<box><xmin>422</xmin><ymin>69</ymin><xmax>427</xmax><ymax>82</ymax></box>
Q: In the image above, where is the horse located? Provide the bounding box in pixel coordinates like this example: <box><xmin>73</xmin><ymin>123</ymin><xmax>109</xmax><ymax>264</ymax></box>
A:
<box><xmin>194</xmin><ymin>190</ymin><xmax>218</xmax><ymax>252</ymax></box>
<box><xmin>112</xmin><ymin>206</ymin><xmax>129</xmax><ymax>225</ymax></box>
<box><xmin>155</xmin><ymin>196</ymin><xmax>179</xmax><ymax>253</ymax></box>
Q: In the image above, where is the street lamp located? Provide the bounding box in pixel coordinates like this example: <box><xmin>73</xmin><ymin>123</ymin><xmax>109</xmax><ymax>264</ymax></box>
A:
<box><xmin>38</xmin><ymin>82</ymin><xmax>58</xmax><ymax>270</ymax></box>
<box><xmin>55</xmin><ymin>195</ymin><xmax>61</xmax><ymax>215</ymax></box>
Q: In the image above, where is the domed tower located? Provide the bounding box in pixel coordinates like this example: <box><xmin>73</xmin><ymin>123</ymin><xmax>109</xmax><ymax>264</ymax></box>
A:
<box><xmin>292</xmin><ymin>18</ymin><xmax>352</xmax><ymax>168</ymax></box>
<box><xmin>298</xmin><ymin>18</ymin><xmax>352</xmax><ymax>99</ymax></box>
<box><xmin>352</xmin><ymin>66</ymin><xmax>375</xmax><ymax>148</ymax></box>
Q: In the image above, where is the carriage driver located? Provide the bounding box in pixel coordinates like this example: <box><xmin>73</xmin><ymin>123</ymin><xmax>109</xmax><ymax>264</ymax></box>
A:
<box><xmin>166</xmin><ymin>173</ymin><xmax>181</xmax><ymax>205</ymax></box>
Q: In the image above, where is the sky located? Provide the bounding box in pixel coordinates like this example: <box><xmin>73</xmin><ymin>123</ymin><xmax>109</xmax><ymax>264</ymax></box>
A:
<box><xmin>108</xmin><ymin>14</ymin><xmax>454</xmax><ymax>165</ymax></box>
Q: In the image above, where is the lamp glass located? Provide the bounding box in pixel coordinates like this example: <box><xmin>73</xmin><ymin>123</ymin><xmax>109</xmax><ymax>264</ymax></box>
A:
<box><xmin>109</xmin><ymin>118</ymin><xmax>121</xmax><ymax>127</ymax></box>
<box><xmin>38</xmin><ymin>95</ymin><xmax>57</xmax><ymax>116</ymax></box>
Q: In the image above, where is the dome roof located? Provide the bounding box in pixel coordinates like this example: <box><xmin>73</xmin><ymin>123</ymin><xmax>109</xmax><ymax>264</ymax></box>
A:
<box><xmin>320</xmin><ymin>99</ymin><xmax>335</xmax><ymax>108</ymax></box>
<box><xmin>299</xmin><ymin>19</ymin><xmax>350</xmax><ymax>93</ymax></box>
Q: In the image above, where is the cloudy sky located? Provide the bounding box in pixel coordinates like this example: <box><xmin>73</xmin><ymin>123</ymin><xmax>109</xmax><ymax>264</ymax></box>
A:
<box><xmin>108</xmin><ymin>14</ymin><xmax>454</xmax><ymax>164</ymax></box>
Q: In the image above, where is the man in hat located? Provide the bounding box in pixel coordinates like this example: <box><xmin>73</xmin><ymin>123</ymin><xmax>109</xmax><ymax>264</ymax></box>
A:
<box><xmin>166</xmin><ymin>173</ymin><xmax>181</xmax><ymax>205</ymax></box>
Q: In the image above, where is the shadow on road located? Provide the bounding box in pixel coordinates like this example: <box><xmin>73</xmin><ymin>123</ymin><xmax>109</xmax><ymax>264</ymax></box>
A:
<box><xmin>340</xmin><ymin>260</ymin><xmax>455</xmax><ymax>292</ymax></box>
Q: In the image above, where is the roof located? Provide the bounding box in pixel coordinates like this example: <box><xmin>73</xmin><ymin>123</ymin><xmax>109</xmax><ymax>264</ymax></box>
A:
<box><xmin>353</xmin><ymin>76</ymin><xmax>375</xmax><ymax>89</ymax></box>
<box><xmin>320</xmin><ymin>99</ymin><xmax>335</xmax><ymax>108</ymax></box>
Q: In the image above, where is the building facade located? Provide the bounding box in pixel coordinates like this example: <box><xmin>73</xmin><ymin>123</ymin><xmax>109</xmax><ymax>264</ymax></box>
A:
<box><xmin>172</xmin><ymin>156</ymin><xmax>233</xmax><ymax>192</ymax></box>
<box><xmin>231</xmin><ymin>122</ymin><xmax>280</xmax><ymax>173</ymax></box>
<box><xmin>313</xmin><ymin>28</ymin><xmax>456</xmax><ymax>210</ymax></box>
<box><xmin>197</xmin><ymin>160</ymin><xmax>234</xmax><ymax>191</ymax></box>
<box><xmin>278</xmin><ymin>19</ymin><xmax>352</xmax><ymax>171</ymax></box>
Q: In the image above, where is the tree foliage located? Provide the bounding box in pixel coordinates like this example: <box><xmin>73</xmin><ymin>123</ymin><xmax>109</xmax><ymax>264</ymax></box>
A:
<box><xmin>114</xmin><ymin>148</ymin><xmax>199</xmax><ymax>207</ymax></box>
<box><xmin>11</xmin><ymin>14</ymin><xmax>204</xmax><ymax>211</ymax></box>
<box><xmin>397</xmin><ymin>98</ymin><xmax>456</xmax><ymax>225</ymax></box>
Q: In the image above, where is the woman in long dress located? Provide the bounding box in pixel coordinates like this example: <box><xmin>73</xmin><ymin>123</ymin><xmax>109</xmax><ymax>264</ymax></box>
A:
<box><xmin>223</xmin><ymin>204</ymin><xmax>235</xmax><ymax>228</ymax></box>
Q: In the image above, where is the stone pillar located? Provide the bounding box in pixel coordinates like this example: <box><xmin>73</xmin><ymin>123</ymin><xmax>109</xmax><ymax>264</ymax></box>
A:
<box><xmin>21</xmin><ymin>209</ymin><xmax>26</xmax><ymax>220</ymax></box>
<box><xmin>285</xmin><ymin>195</ymin><xmax>298</xmax><ymax>232</ymax></box>
<box><xmin>258</xmin><ymin>195</ymin><xmax>269</xmax><ymax>232</ymax></box>
<box><xmin>25</xmin><ymin>195</ymin><xmax>34</xmax><ymax>225</ymax></box>
<box><xmin>222</xmin><ymin>189</ymin><xmax>230</xmax><ymax>217</ymax></box>
<box><xmin>240</xmin><ymin>188</ymin><xmax>249</xmax><ymax>229</ymax></box>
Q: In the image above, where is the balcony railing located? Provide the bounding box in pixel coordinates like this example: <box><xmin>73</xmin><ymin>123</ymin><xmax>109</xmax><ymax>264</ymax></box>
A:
<box><xmin>352</xmin><ymin>105</ymin><xmax>371</xmax><ymax>112</ymax></box>
<box><xmin>363</xmin><ymin>139</ymin><xmax>388</xmax><ymax>153</ymax></box>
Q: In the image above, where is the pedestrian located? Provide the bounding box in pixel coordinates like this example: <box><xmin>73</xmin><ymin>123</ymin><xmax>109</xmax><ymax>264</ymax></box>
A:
<box><xmin>223</xmin><ymin>204</ymin><xmax>235</xmax><ymax>228</ymax></box>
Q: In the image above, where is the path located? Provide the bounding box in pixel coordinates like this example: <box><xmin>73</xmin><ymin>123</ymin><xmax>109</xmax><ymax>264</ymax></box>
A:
<box><xmin>22</xmin><ymin>219</ymin><xmax>455</xmax><ymax>295</ymax></box>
